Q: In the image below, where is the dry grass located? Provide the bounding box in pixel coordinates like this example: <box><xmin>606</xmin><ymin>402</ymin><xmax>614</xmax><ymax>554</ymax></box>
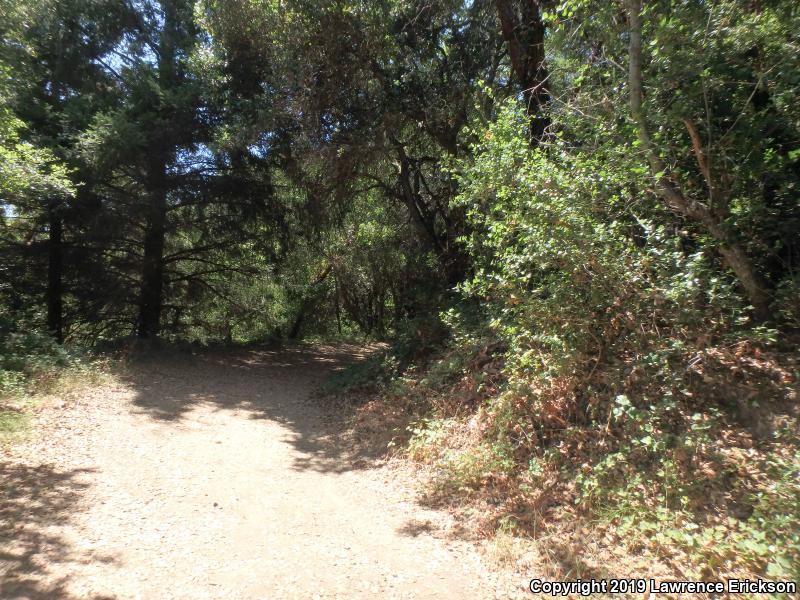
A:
<box><xmin>1</xmin><ymin>359</ymin><xmax>117</xmax><ymax>444</ymax></box>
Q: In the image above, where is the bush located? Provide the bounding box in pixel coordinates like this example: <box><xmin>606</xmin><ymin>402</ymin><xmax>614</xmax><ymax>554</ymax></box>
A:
<box><xmin>0</xmin><ymin>309</ymin><xmax>84</xmax><ymax>397</ymax></box>
<box><xmin>372</xmin><ymin>100</ymin><xmax>800</xmax><ymax>583</ymax></box>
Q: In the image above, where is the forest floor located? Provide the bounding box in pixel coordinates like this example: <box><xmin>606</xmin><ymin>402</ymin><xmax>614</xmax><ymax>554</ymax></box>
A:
<box><xmin>0</xmin><ymin>345</ymin><xmax>528</xmax><ymax>600</ymax></box>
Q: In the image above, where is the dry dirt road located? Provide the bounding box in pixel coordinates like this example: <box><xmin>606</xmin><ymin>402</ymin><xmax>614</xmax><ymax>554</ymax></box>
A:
<box><xmin>1</xmin><ymin>345</ymin><xmax>527</xmax><ymax>599</ymax></box>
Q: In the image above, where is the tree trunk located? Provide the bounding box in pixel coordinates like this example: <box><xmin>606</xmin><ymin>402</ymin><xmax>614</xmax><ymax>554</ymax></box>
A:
<box><xmin>288</xmin><ymin>264</ymin><xmax>332</xmax><ymax>340</ymax></box>
<box><xmin>137</xmin><ymin>0</ymin><xmax>179</xmax><ymax>339</ymax></box>
<box><xmin>288</xmin><ymin>311</ymin><xmax>304</xmax><ymax>340</ymax></box>
<box><xmin>334</xmin><ymin>273</ymin><xmax>342</xmax><ymax>335</ymax></box>
<box><xmin>47</xmin><ymin>207</ymin><xmax>63</xmax><ymax>343</ymax></box>
<box><xmin>138</xmin><ymin>172</ymin><xmax>168</xmax><ymax>338</ymax></box>
<box><xmin>394</xmin><ymin>148</ymin><xmax>467</xmax><ymax>284</ymax></box>
<box><xmin>494</xmin><ymin>0</ymin><xmax>550</xmax><ymax>140</ymax></box>
<box><xmin>626</xmin><ymin>0</ymin><xmax>772</xmax><ymax>320</ymax></box>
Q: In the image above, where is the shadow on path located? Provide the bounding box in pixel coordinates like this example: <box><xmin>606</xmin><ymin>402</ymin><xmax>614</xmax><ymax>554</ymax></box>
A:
<box><xmin>0</xmin><ymin>463</ymin><xmax>116</xmax><ymax>600</ymax></box>
<box><xmin>122</xmin><ymin>344</ymin><xmax>388</xmax><ymax>474</ymax></box>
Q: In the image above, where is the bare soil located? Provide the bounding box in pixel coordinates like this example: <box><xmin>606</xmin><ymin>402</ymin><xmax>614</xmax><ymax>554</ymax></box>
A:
<box><xmin>1</xmin><ymin>345</ymin><xmax>528</xmax><ymax>599</ymax></box>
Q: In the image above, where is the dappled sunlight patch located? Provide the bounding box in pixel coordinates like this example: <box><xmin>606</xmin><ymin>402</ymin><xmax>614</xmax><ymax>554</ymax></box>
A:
<box><xmin>0</xmin><ymin>462</ymin><xmax>119</xmax><ymax>599</ymax></box>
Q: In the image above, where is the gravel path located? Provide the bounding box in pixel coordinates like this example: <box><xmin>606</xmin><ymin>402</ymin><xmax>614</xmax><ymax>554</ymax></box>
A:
<box><xmin>1</xmin><ymin>345</ymin><xmax>526</xmax><ymax>599</ymax></box>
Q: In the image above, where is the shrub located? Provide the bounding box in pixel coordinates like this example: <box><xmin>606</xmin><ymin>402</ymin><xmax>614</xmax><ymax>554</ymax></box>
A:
<box><xmin>0</xmin><ymin>309</ymin><xmax>86</xmax><ymax>397</ymax></box>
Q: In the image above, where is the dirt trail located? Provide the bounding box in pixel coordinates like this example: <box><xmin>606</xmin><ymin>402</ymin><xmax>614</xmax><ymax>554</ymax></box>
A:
<box><xmin>1</xmin><ymin>346</ymin><xmax>526</xmax><ymax>599</ymax></box>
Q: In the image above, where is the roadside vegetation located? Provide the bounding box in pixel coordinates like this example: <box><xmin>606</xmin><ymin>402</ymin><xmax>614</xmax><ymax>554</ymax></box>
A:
<box><xmin>339</xmin><ymin>319</ymin><xmax>798</xmax><ymax>583</ymax></box>
<box><xmin>0</xmin><ymin>310</ymin><xmax>110</xmax><ymax>441</ymax></box>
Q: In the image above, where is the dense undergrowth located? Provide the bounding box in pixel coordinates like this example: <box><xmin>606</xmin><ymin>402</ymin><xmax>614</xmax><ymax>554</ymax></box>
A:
<box><xmin>338</xmin><ymin>315</ymin><xmax>798</xmax><ymax>588</ymax></box>
<box><xmin>332</xmin><ymin>101</ymin><xmax>800</xmax><ymax>589</ymax></box>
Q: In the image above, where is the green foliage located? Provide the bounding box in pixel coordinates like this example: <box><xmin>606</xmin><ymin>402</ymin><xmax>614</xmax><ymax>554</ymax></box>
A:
<box><xmin>391</xmin><ymin>1</ymin><xmax>800</xmax><ymax>575</ymax></box>
<box><xmin>0</xmin><ymin>65</ymin><xmax>74</xmax><ymax>201</ymax></box>
<box><xmin>586</xmin><ymin>440</ymin><xmax>800</xmax><ymax>580</ymax></box>
<box><xmin>0</xmin><ymin>407</ymin><xmax>29</xmax><ymax>437</ymax></box>
<box><xmin>0</xmin><ymin>310</ymin><xmax>77</xmax><ymax>395</ymax></box>
<box><xmin>323</xmin><ymin>352</ymin><xmax>392</xmax><ymax>394</ymax></box>
<box><xmin>457</xmin><ymin>101</ymin><xmax>746</xmax><ymax>381</ymax></box>
<box><xmin>434</xmin><ymin>439</ymin><xmax>516</xmax><ymax>495</ymax></box>
<box><xmin>739</xmin><ymin>449</ymin><xmax>800</xmax><ymax>579</ymax></box>
<box><xmin>0</xmin><ymin>308</ymin><xmax>109</xmax><ymax>443</ymax></box>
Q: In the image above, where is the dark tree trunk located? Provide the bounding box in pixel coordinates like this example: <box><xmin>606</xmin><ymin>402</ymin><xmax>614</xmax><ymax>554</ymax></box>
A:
<box><xmin>138</xmin><ymin>170</ymin><xmax>168</xmax><ymax>338</ymax></box>
<box><xmin>334</xmin><ymin>274</ymin><xmax>342</xmax><ymax>335</ymax></box>
<box><xmin>137</xmin><ymin>1</ymin><xmax>179</xmax><ymax>339</ymax></box>
<box><xmin>288</xmin><ymin>312</ymin><xmax>304</xmax><ymax>340</ymax></box>
<box><xmin>288</xmin><ymin>264</ymin><xmax>332</xmax><ymax>340</ymax></box>
<box><xmin>394</xmin><ymin>149</ymin><xmax>467</xmax><ymax>285</ymax></box>
<box><xmin>494</xmin><ymin>0</ymin><xmax>550</xmax><ymax>141</ymax></box>
<box><xmin>47</xmin><ymin>208</ymin><xmax>63</xmax><ymax>343</ymax></box>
